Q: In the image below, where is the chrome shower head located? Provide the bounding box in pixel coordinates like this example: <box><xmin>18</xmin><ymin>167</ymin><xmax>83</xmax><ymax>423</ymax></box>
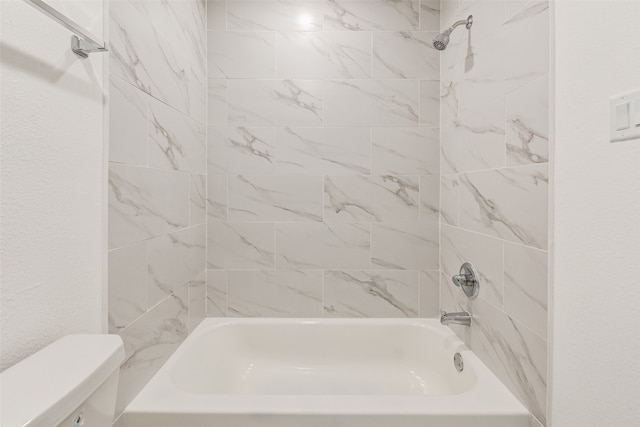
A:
<box><xmin>433</xmin><ymin>28</ymin><xmax>452</xmax><ymax>51</ymax></box>
<box><xmin>433</xmin><ymin>15</ymin><xmax>473</xmax><ymax>51</ymax></box>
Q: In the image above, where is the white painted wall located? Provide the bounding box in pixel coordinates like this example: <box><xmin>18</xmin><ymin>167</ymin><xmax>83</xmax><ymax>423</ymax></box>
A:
<box><xmin>551</xmin><ymin>1</ymin><xmax>640</xmax><ymax>425</ymax></box>
<box><xmin>0</xmin><ymin>0</ymin><xmax>107</xmax><ymax>370</ymax></box>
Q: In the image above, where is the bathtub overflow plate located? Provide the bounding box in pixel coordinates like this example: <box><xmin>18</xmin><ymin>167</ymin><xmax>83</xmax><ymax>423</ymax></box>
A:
<box><xmin>453</xmin><ymin>353</ymin><xmax>464</xmax><ymax>372</ymax></box>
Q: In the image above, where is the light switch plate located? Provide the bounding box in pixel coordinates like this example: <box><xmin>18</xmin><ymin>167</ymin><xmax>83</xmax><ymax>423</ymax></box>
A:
<box><xmin>610</xmin><ymin>89</ymin><xmax>640</xmax><ymax>142</ymax></box>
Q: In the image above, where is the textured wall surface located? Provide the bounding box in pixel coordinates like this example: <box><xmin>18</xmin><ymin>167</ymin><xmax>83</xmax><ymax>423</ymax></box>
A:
<box><xmin>551</xmin><ymin>1</ymin><xmax>640</xmax><ymax>426</ymax></box>
<box><xmin>438</xmin><ymin>0</ymin><xmax>549</xmax><ymax>425</ymax></box>
<box><xmin>205</xmin><ymin>0</ymin><xmax>442</xmax><ymax>318</ymax></box>
<box><xmin>0</xmin><ymin>0</ymin><xmax>106</xmax><ymax>371</ymax></box>
<box><xmin>107</xmin><ymin>0</ymin><xmax>207</xmax><ymax>418</ymax></box>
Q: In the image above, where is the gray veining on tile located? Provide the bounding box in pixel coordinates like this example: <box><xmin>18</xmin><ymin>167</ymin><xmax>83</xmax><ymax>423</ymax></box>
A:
<box><xmin>190</xmin><ymin>174</ymin><xmax>207</xmax><ymax>225</ymax></box>
<box><xmin>207</xmin><ymin>79</ymin><xmax>228</xmax><ymax>126</ymax></box>
<box><xmin>188</xmin><ymin>271</ymin><xmax>207</xmax><ymax>332</ymax></box>
<box><xmin>506</xmin><ymin>75</ymin><xmax>549</xmax><ymax>166</ymax></box>
<box><xmin>371</xmin><ymin>222</ymin><xmax>438</xmax><ymax>270</ymax></box>
<box><xmin>147</xmin><ymin>225</ymin><xmax>206</xmax><ymax>306</ymax></box>
<box><xmin>229</xmin><ymin>174</ymin><xmax>324</xmax><ymax>222</ymax></box>
<box><xmin>373</xmin><ymin>31</ymin><xmax>439</xmax><ymax>79</ymax></box>
<box><xmin>207</xmin><ymin>269</ymin><xmax>227</xmax><ymax>316</ymax></box>
<box><xmin>227</xmin><ymin>270</ymin><xmax>323</xmax><ymax>317</ymax></box>
<box><xmin>324</xmin><ymin>0</ymin><xmax>419</xmax><ymax>31</ymax></box>
<box><xmin>325</xmin><ymin>175</ymin><xmax>420</xmax><ymax>222</ymax></box>
<box><xmin>148</xmin><ymin>98</ymin><xmax>206</xmax><ymax>174</ymax></box>
<box><xmin>325</xmin><ymin>79</ymin><xmax>419</xmax><ymax>126</ymax></box>
<box><xmin>108</xmin><ymin>242</ymin><xmax>148</xmax><ymax>333</ymax></box>
<box><xmin>419</xmin><ymin>0</ymin><xmax>440</xmax><ymax>31</ymax></box>
<box><xmin>440</xmin><ymin>174</ymin><xmax>459</xmax><ymax>226</ymax></box>
<box><xmin>276</xmin><ymin>222</ymin><xmax>370</xmax><ymax>269</ymax></box>
<box><xmin>504</xmin><ymin>242</ymin><xmax>548</xmax><ymax>339</ymax></box>
<box><xmin>228</xmin><ymin>79</ymin><xmax>323</xmax><ymax>126</ymax></box>
<box><xmin>207</xmin><ymin>174</ymin><xmax>228</xmax><ymax>221</ymax></box>
<box><xmin>208</xmin><ymin>31</ymin><xmax>276</xmax><ymax>78</ymax></box>
<box><xmin>108</xmin><ymin>164</ymin><xmax>189</xmax><ymax>249</ymax></box>
<box><xmin>324</xmin><ymin>270</ymin><xmax>419</xmax><ymax>317</ymax></box>
<box><xmin>115</xmin><ymin>289</ymin><xmax>188</xmax><ymax>417</ymax></box>
<box><xmin>371</xmin><ymin>127</ymin><xmax>439</xmax><ymax>176</ymax></box>
<box><xmin>459</xmin><ymin>164</ymin><xmax>549</xmax><ymax>249</ymax></box>
<box><xmin>419</xmin><ymin>270</ymin><xmax>439</xmax><ymax>317</ymax></box>
<box><xmin>276</xmin><ymin>127</ymin><xmax>370</xmax><ymax>175</ymax></box>
<box><xmin>208</xmin><ymin>127</ymin><xmax>275</xmax><ymax>174</ymax></box>
<box><xmin>420</xmin><ymin>174</ymin><xmax>440</xmax><ymax>223</ymax></box>
<box><xmin>109</xmin><ymin>76</ymin><xmax>148</xmax><ymax>166</ymax></box>
<box><xmin>208</xmin><ymin>221</ymin><xmax>275</xmax><ymax>269</ymax></box>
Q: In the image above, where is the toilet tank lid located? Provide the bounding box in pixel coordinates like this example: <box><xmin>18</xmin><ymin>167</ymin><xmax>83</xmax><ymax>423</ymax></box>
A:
<box><xmin>0</xmin><ymin>334</ymin><xmax>124</xmax><ymax>427</ymax></box>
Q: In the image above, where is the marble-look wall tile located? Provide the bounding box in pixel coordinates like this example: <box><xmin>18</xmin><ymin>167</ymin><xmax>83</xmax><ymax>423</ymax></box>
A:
<box><xmin>188</xmin><ymin>272</ymin><xmax>207</xmax><ymax>332</ymax></box>
<box><xmin>108</xmin><ymin>242</ymin><xmax>148</xmax><ymax>333</ymax></box>
<box><xmin>373</xmin><ymin>32</ymin><xmax>438</xmax><ymax>79</ymax></box>
<box><xmin>371</xmin><ymin>127</ymin><xmax>439</xmax><ymax>175</ymax></box>
<box><xmin>325</xmin><ymin>175</ymin><xmax>420</xmax><ymax>222</ymax></box>
<box><xmin>110</xmin><ymin>0</ymin><xmax>206</xmax><ymax>123</ymax></box>
<box><xmin>148</xmin><ymin>98</ymin><xmax>207</xmax><ymax>174</ymax></box>
<box><xmin>506</xmin><ymin>75</ymin><xmax>549</xmax><ymax>166</ymax></box>
<box><xmin>109</xmin><ymin>76</ymin><xmax>148</xmax><ymax>166</ymax></box>
<box><xmin>208</xmin><ymin>80</ymin><xmax>228</xmax><ymax>126</ymax></box>
<box><xmin>467</xmin><ymin>297</ymin><xmax>548</xmax><ymax>424</ymax></box>
<box><xmin>108</xmin><ymin>164</ymin><xmax>190</xmax><ymax>249</ymax></box>
<box><xmin>190</xmin><ymin>174</ymin><xmax>207</xmax><ymax>225</ymax></box>
<box><xmin>207</xmin><ymin>175</ymin><xmax>228</xmax><ymax>221</ymax></box>
<box><xmin>324</xmin><ymin>79</ymin><xmax>419</xmax><ymax>126</ymax></box>
<box><xmin>441</xmin><ymin>224</ymin><xmax>504</xmax><ymax>307</ymax></box>
<box><xmin>440</xmin><ymin>0</ymin><xmax>461</xmax><ymax>26</ymax></box>
<box><xmin>110</xmin><ymin>0</ymin><xmax>206</xmax><ymax>416</ymax></box>
<box><xmin>228</xmin><ymin>79</ymin><xmax>323</xmax><ymax>126</ymax></box>
<box><xmin>276</xmin><ymin>223</ymin><xmax>370</xmax><ymax>269</ymax></box>
<box><xmin>208</xmin><ymin>222</ymin><xmax>275</xmax><ymax>269</ymax></box>
<box><xmin>419</xmin><ymin>270</ymin><xmax>439</xmax><ymax>317</ymax></box>
<box><xmin>207</xmin><ymin>1</ymin><xmax>227</xmax><ymax>30</ymax></box>
<box><xmin>227</xmin><ymin>1</ymin><xmax>324</xmax><ymax>31</ymax></box>
<box><xmin>208</xmin><ymin>127</ymin><xmax>275</xmax><ymax>174</ymax></box>
<box><xmin>115</xmin><ymin>288</ymin><xmax>188</xmax><ymax>417</ymax></box>
<box><xmin>278</xmin><ymin>32</ymin><xmax>371</xmax><ymax>79</ymax></box>
<box><xmin>441</xmin><ymin>98</ymin><xmax>506</xmax><ymax>174</ymax></box>
<box><xmin>148</xmin><ymin>0</ymin><xmax>207</xmax><ymax>77</ymax></box>
<box><xmin>458</xmin><ymin>1</ymin><xmax>549</xmax><ymax>115</ymax></box>
<box><xmin>440</xmin><ymin>174</ymin><xmax>459</xmax><ymax>226</ymax></box>
<box><xmin>207</xmin><ymin>270</ymin><xmax>227</xmax><ymax>316</ymax></box>
<box><xmin>459</xmin><ymin>164</ymin><xmax>549</xmax><ymax>249</ymax></box>
<box><xmin>420</xmin><ymin>174</ymin><xmax>440</xmax><ymax>223</ymax></box>
<box><xmin>205</xmin><ymin>0</ymin><xmax>439</xmax><ymax>325</ymax></box>
<box><xmin>208</xmin><ymin>31</ymin><xmax>276</xmax><ymax>78</ymax></box>
<box><xmin>275</xmin><ymin>127</ymin><xmax>370</xmax><ymax>175</ymax></box>
<box><xmin>419</xmin><ymin>0</ymin><xmax>440</xmax><ymax>31</ymax></box>
<box><xmin>324</xmin><ymin>270</ymin><xmax>419</xmax><ymax>317</ymax></box>
<box><xmin>229</xmin><ymin>174</ymin><xmax>324</xmax><ymax>222</ymax></box>
<box><xmin>227</xmin><ymin>270</ymin><xmax>323</xmax><ymax>317</ymax></box>
<box><xmin>324</xmin><ymin>0</ymin><xmax>419</xmax><ymax>31</ymax></box>
<box><xmin>420</xmin><ymin>80</ymin><xmax>440</xmax><ymax>127</ymax></box>
<box><xmin>147</xmin><ymin>225</ymin><xmax>206</xmax><ymax>306</ymax></box>
<box><xmin>504</xmin><ymin>242</ymin><xmax>548</xmax><ymax>339</ymax></box>
<box><xmin>371</xmin><ymin>222</ymin><xmax>438</xmax><ymax>270</ymax></box>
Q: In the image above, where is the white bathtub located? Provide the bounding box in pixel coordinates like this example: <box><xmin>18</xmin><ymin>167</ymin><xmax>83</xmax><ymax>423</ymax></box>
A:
<box><xmin>123</xmin><ymin>318</ymin><xmax>529</xmax><ymax>427</ymax></box>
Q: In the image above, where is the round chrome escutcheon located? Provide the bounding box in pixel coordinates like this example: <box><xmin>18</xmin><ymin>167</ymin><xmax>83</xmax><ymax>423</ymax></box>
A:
<box><xmin>454</xmin><ymin>352</ymin><xmax>464</xmax><ymax>372</ymax></box>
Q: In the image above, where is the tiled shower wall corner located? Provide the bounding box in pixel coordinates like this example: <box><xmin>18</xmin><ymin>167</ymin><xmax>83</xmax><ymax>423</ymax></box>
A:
<box><xmin>107</xmin><ymin>0</ymin><xmax>207</xmax><ymax>418</ymax></box>
<box><xmin>438</xmin><ymin>0</ymin><xmax>549</xmax><ymax>425</ymax></box>
<box><xmin>205</xmin><ymin>0</ymin><xmax>442</xmax><ymax>318</ymax></box>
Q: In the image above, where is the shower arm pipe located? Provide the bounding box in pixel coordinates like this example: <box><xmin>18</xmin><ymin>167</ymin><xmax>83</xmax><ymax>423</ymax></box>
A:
<box><xmin>23</xmin><ymin>0</ymin><xmax>107</xmax><ymax>57</ymax></box>
<box><xmin>450</xmin><ymin>16</ymin><xmax>473</xmax><ymax>31</ymax></box>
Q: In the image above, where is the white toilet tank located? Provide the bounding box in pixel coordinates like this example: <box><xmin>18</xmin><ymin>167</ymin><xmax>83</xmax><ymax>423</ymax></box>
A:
<box><xmin>0</xmin><ymin>334</ymin><xmax>124</xmax><ymax>427</ymax></box>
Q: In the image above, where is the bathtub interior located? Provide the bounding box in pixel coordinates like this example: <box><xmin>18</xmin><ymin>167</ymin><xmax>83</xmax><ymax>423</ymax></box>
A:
<box><xmin>170</xmin><ymin>321</ymin><xmax>477</xmax><ymax>396</ymax></box>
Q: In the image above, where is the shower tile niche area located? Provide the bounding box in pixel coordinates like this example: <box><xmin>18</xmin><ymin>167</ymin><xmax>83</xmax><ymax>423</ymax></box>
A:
<box><xmin>205</xmin><ymin>0</ymin><xmax>443</xmax><ymax>318</ymax></box>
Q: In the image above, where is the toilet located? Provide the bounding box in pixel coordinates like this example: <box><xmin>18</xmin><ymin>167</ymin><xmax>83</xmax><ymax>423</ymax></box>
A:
<box><xmin>1</xmin><ymin>334</ymin><xmax>124</xmax><ymax>427</ymax></box>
